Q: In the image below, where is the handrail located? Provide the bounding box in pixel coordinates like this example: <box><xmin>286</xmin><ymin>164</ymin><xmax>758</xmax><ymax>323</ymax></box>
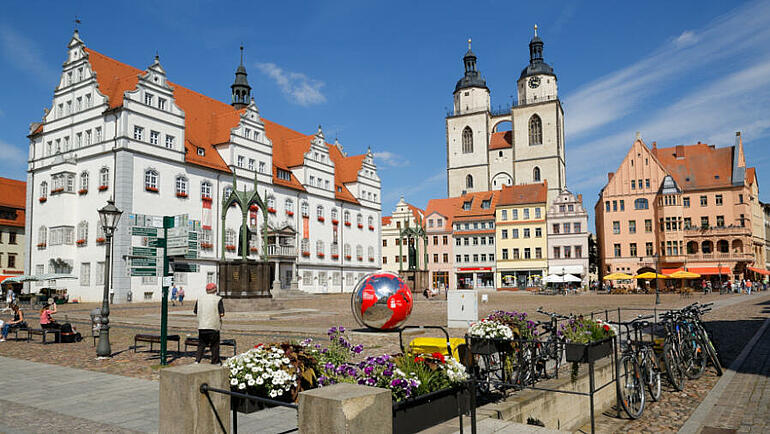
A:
<box><xmin>200</xmin><ymin>383</ymin><xmax>299</xmax><ymax>409</ymax></box>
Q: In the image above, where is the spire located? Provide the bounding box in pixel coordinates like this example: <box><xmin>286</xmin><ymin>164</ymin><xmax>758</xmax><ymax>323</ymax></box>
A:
<box><xmin>736</xmin><ymin>131</ymin><xmax>746</xmax><ymax>168</ymax></box>
<box><xmin>455</xmin><ymin>38</ymin><xmax>487</xmax><ymax>93</ymax></box>
<box><xmin>231</xmin><ymin>45</ymin><xmax>251</xmax><ymax>110</ymax></box>
<box><xmin>519</xmin><ymin>24</ymin><xmax>554</xmax><ymax>80</ymax></box>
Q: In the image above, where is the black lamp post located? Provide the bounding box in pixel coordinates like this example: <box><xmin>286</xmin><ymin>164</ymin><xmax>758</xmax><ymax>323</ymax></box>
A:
<box><xmin>96</xmin><ymin>199</ymin><xmax>123</xmax><ymax>358</ymax></box>
<box><xmin>654</xmin><ymin>252</ymin><xmax>661</xmax><ymax>305</ymax></box>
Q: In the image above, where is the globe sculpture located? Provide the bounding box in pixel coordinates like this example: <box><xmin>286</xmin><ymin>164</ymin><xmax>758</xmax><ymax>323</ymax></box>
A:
<box><xmin>351</xmin><ymin>271</ymin><xmax>414</xmax><ymax>330</ymax></box>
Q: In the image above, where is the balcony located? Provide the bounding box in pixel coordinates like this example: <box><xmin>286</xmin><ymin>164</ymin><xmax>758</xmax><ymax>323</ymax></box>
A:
<box><xmin>267</xmin><ymin>244</ymin><xmax>296</xmax><ymax>258</ymax></box>
<box><xmin>683</xmin><ymin>225</ymin><xmax>750</xmax><ymax>238</ymax></box>
<box><xmin>687</xmin><ymin>252</ymin><xmax>754</xmax><ymax>262</ymax></box>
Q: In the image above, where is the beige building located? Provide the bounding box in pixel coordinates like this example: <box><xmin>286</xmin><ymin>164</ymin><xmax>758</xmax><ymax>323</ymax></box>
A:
<box><xmin>547</xmin><ymin>189</ymin><xmax>590</xmax><ymax>285</ymax></box>
<box><xmin>446</xmin><ymin>27</ymin><xmax>565</xmax><ymax>205</ymax></box>
<box><xmin>381</xmin><ymin>197</ymin><xmax>424</xmax><ymax>273</ymax></box>
<box><xmin>0</xmin><ymin>178</ymin><xmax>26</xmax><ymax>280</ymax></box>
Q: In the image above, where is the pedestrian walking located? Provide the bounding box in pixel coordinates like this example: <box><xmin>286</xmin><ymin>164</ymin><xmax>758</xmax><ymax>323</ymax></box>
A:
<box><xmin>177</xmin><ymin>286</ymin><xmax>185</xmax><ymax>305</ymax></box>
<box><xmin>746</xmin><ymin>279</ymin><xmax>752</xmax><ymax>295</ymax></box>
<box><xmin>193</xmin><ymin>283</ymin><xmax>225</xmax><ymax>364</ymax></box>
<box><xmin>170</xmin><ymin>285</ymin><xmax>178</xmax><ymax>306</ymax></box>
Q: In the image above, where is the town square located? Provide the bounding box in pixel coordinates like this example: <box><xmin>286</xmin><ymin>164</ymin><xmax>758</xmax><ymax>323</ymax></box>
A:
<box><xmin>1</xmin><ymin>1</ymin><xmax>769</xmax><ymax>433</ymax></box>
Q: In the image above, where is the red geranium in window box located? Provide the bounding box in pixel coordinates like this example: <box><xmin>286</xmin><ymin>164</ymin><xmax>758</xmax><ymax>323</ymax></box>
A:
<box><xmin>344</xmin><ymin>221</ymin><xmax>351</xmax><ymax>227</ymax></box>
<box><xmin>357</xmin><ymin>256</ymin><xmax>363</xmax><ymax>261</ymax></box>
<box><xmin>200</xmin><ymin>242</ymin><xmax>213</xmax><ymax>249</ymax></box>
<box><xmin>249</xmin><ymin>204</ymin><xmax>259</xmax><ymax>211</ymax></box>
<box><xmin>249</xmin><ymin>247</ymin><xmax>258</xmax><ymax>253</ymax></box>
<box><xmin>267</xmin><ymin>207</ymin><xmax>277</xmax><ymax>214</ymax></box>
<box><xmin>36</xmin><ymin>243</ymin><xmax>46</xmax><ymax>248</ymax></box>
<box><xmin>96</xmin><ymin>237</ymin><xmax>106</xmax><ymax>244</ymax></box>
<box><xmin>317</xmin><ymin>216</ymin><xmax>325</xmax><ymax>223</ymax></box>
<box><xmin>302</xmin><ymin>251</ymin><xmax>311</xmax><ymax>257</ymax></box>
<box><xmin>369</xmin><ymin>257</ymin><xmax>375</xmax><ymax>262</ymax></box>
<box><xmin>331</xmin><ymin>254</ymin><xmax>339</xmax><ymax>259</ymax></box>
<box><xmin>369</xmin><ymin>225</ymin><xmax>375</xmax><ymax>231</ymax></box>
<box><xmin>76</xmin><ymin>239</ymin><xmax>86</xmax><ymax>245</ymax></box>
<box><xmin>39</xmin><ymin>197</ymin><xmax>47</xmax><ymax>203</ymax></box>
<box><xmin>345</xmin><ymin>255</ymin><xmax>352</xmax><ymax>260</ymax></box>
<box><xmin>78</xmin><ymin>189</ymin><xmax>88</xmax><ymax>195</ymax></box>
<box><xmin>357</xmin><ymin>223</ymin><xmax>364</xmax><ymax>229</ymax></box>
<box><xmin>145</xmin><ymin>186</ymin><xmax>159</xmax><ymax>193</ymax></box>
<box><xmin>51</xmin><ymin>187</ymin><xmax>64</xmax><ymax>194</ymax></box>
<box><xmin>286</xmin><ymin>210</ymin><xmax>294</xmax><ymax>217</ymax></box>
<box><xmin>332</xmin><ymin>219</ymin><xmax>339</xmax><ymax>225</ymax></box>
<box><xmin>98</xmin><ymin>185</ymin><xmax>108</xmax><ymax>191</ymax></box>
<box><xmin>317</xmin><ymin>252</ymin><xmax>325</xmax><ymax>258</ymax></box>
<box><xmin>176</xmin><ymin>192</ymin><xmax>188</xmax><ymax>198</ymax></box>
<box><xmin>201</xmin><ymin>195</ymin><xmax>212</xmax><ymax>201</ymax></box>
<box><xmin>225</xmin><ymin>244</ymin><xmax>236</xmax><ymax>251</ymax></box>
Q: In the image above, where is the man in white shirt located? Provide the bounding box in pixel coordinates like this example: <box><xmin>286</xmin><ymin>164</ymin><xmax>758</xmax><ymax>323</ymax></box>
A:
<box><xmin>193</xmin><ymin>283</ymin><xmax>225</xmax><ymax>364</ymax></box>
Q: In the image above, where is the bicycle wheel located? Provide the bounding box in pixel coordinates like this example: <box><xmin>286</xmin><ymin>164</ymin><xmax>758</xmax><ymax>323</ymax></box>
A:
<box><xmin>515</xmin><ymin>344</ymin><xmax>535</xmax><ymax>387</ymax></box>
<box><xmin>642</xmin><ymin>349</ymin><xmax>661</xmax><ymax>401</ymax></box>
<box><xmin>684</xmin><ymin>337</ymin><xmax>706</xmax><ymax>380</ymax></box>
<box><xmin>662</xmin><ymin>341</ymin><xmax>685</xmax><ymax>391</ymax></box>
<box><xmin>699</xmin><ymin>328</ymin><xmax>723</xmax><ymax>376</ymax></box>
<box><xmin>618</xmin><ymin>354</ymin><xmax>645</xmax><ymax>419</ymax></box>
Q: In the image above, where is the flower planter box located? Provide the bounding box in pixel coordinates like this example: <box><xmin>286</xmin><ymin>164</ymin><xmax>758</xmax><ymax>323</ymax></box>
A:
<box><xmin>267</xmin><ymin>207</ymin><xmax>277</xmax><ymax>214</ymax></box>
<box><xmin>201</xmin><ymin>196</ymin><xmax>213</xmax><ymax>202</ymax></box>
<box><xmin>302</xmin><ymin>251</ymin><xmax>311</xmax><ymax>257</ymax></box>
<box><xmin>231</xmin><ymin>395</ymin><xmax>277</xmax><ymax>414</ymax></box>
<box><xmin>565</xmin><ymin>337</ymin><xmax>613</xmax><ymax>363</ymax></box>
<box><xmin>392</xmin><ymin>386</ymin><xmax>471</xmax><ymax>434</ymax></box>
<box><xmin>98</xmin><ymin>185</ymin><xmax>108</xmax><ymax>191</ymax></box>
<box><xmin>286</xmin><ymin>211</ymin><xmax>294</xmax><ymax>217</ymax></box>
<box><xmin>96</xmin><ymin>237</ymin><xmax>106</xmax><ymax>244</ymax></box>
<box><xmin>225</xmin><ymin>245</ymin><xmax>236</xmax><ymax>251</ymax></box>
<box><xmin>145</xmin><ymin>186</ymin><xmax>159</xmax><ymax>193</ymax></box>
<box><xmin>39</xmin><ymin>197</ymin><xmax>47</xmax><ymax>203</ymax></box>
<box><xmin>468</xmin><ymin>337</ymin><xmax>512</xmax><ymax>356</ymax></box>
<box><xmin>331</xmin><ymin>254</ymin><xmax>339</xmax><ymax>259</ymax></box>
<box><xmin>176</xmin><ymin>192</ymin><xmax>188</xmax><ymax>198</ymax></box>
<box><xmin>331</xmin><ymin>219</ymin><xmax>339</xmax><ymax>225</ymax></box>
<box><xmin>344</xmin><ymin>222</ymin><xmax>351</xmax><ymax>226</ymax></box>
<box><xmin>369</xmin><ymin>225</ymin><xmax>375</xmax><ymax>231</ymax></box>
<box><xmin>78</xmin><ymin>189</ymin><xmax>88</xmax><ymax>195</ymax></box>
<box><xmin>344</xmin><ymin>255</ymin><xmax>352</xmax><ymax>260</ymax></box>
<box><xmin>317</xmin><ymin>217</ymin><xmax>325</xmax><ymax>223</ymax></box>
<box><xmin>357</xmin><ymin>224</ymin><xmax>364</xmax><ymax>229</ymax></box>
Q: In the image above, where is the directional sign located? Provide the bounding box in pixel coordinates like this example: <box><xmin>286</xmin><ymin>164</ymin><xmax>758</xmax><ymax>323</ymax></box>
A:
<box><xmin>167</xmin><ymin>226</ymin><xmax>188</xmax><ymax>238</ymax></box>
<box><xmin>184</xmin><ymin>250</ymin><xmax>198</xmax><ymax>259</ymax></box>
<box><xmin>167</xmin><ymin>237</ymin><xmax>188</xmax><ymax>249</ymax></box>
<box><xmin>132</xmin><ymin>226</ymin><xmax>158</xmax><ymax>237</ymax></box>
<box><xmin>167</xmin><ymin>247</ymin><xmax>189</xmax><ymax>256</ymax></box>
<box><xmin>130</xmin><ymin>267</ymin><xmax>158</xmax><ymax>276</ymax></box>
<box><xmin>131</xmin><ymin>257</ymin><xmax>160</xmax><ymax>267</ymax></box>
<box><xmin>187</xmin><ymin>232</ymin><xmax>198</xmax><ymax>241</ymax></box>
<box><xmin>131</xmin><ymin>247</ymin><xmax>159</xmax><ymax>257</ymax></box>
<box><xmin>172</xmin><ymin>262</ymin><xmax>199</xmax><ymax>273</ymax></box>
<box><xmin>148</xmin><ymin>238</ymin><xmax>166</xmax><ymax>248</ymax></box>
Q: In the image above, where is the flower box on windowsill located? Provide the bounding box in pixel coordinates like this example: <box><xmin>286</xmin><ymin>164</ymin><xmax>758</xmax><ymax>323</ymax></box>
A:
<box><xmin>267</xmin><ymin>207</ymin><xmax>277</xmax><ymax>214</ymax></box>
<box><xmin>317</xmin><ymin>217</ymin><xmax>325</xmax><ymax>223</ymax></box>
<box><xmin>76</xmin><ymin>239</ymin><xmax>86</xmax><ymax>246</ymax></box>
<box><xmin>368</xmin><ymin>257</ymin><xmax>375</xmax><ymax>262</ymax></box>
<box><xmin>96</xmin><ymin>237</ymin><xmax>106</xmax><ymax>244</ymax></box>
<box><xmin>98</xmin><ymin>185</ymin><xmax>108</xmax><ymax>191</ymax></box>
<box><xmin>344</xmin><ymin>221</ymin><xmax>351</xmax><ymax>227</ymax></box>
<box><xmin>369</xmin><ymin>225</ymin><xmax>375</xmax><ymax>231</ymax></box>
<box><xmin>286</xmin><ymin>211</ymin><xmax>294</xmax><ymax>217</ymax></box>
<box><xmin>301</xmin><ymin>251</ymin><xmax>311</xmax><ymax>257</ymax></box>
<box><xmin>51</xmin><ymin>188</ymin><xmax>64</xmax><ymax>194</ymax></box>
<box><xmin>39</xmin><ymin>197</ymin><xmax>47</xmax><ymax>203</ymax></box>
<box><xmin>345</xmin><ymin>255</ymin><xmax>352</xmax><ymax>260</ymax></box>
<box><xmin>249</xmin><ymin>247</ymin><xmax>258</xmax><ymax>253</ymax></box>
<box><xmin>357</xmin><ymin>223</ymin><xmax>364</xmax><ymax>229</ymax></box>
<box><xmin>200</xmin><ymin>242</ymin><xmax>213</xmax><ymax>249</ymax></box>
<box><xmin>250</xmin><ymin>205</ymin><xmax>259</xmax><ymax>211</ymax></box>
<box><xmin>225</xmin><ymin>245</ymin><xmax>236</xmax><ymax>251</ymax></box>
<box><xmin>145</xmin><ymin>186</ymin><xmax>159</xmax><ymax>193</ymax></box>
<box><xmin>331</xmin><ymin>254</ymin><xmax>339</xmax><ymax>259</ymax></box>
<box><xmin>176</xmin><ymin>192</ymin><xmax>188</xmax><ymax>198</ymax></box>
<box><xmin>317</xmin><ymin>253</ymin><xmax>325</xmax><ymax>258</ymax></box>
<box><xmin>201</xmin><ymin>195</ymin><xmax>213</xmax><ymax>202</ymax></box>
<box><xmin>78</xmin><ymin>189</ymin><xmax>88</xmax><ymax>195</ymax></box>
<box><xmin>357</xmin><ymin>256</ymin><xmax>363</xmax><ymax>261</ymax></box>
<box><xmin>564</xmin><ymin>337</ymin><xmax>614</xmax><ymax>363</ymax></box>
<box><xmin>36</xmin><ymin>243</ymin><xmax>46</xmax><ymax>249</ymax></box>
<box><xmin>332</xmin><ymin>219</ymin><xmax>339</xmax><ymax>225</ymax></box>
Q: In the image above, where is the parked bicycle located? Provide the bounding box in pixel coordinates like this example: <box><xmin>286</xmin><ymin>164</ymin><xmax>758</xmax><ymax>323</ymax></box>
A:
<box><xmin>611</xmin><ymin>315</ymin><xmax>661</xmax><ymax>419</ymax></box>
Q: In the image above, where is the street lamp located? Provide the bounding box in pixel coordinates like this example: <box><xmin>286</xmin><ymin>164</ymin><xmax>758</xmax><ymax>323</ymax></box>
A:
<box><xmin>654</xmin><ymin>252</ymin><xmax>661</xmax><ymax>305</ymax></box>
<box><xmin>96</xmin><ymin>199</ymin><xmax>123</xmax><ymax>358</ymax></box>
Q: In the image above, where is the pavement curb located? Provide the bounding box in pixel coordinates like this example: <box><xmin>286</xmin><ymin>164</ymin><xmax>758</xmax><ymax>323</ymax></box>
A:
<box><xmin>677</xmin><ymin>316</ymin><xmax>770</xmax><ymax>434</ymax></box>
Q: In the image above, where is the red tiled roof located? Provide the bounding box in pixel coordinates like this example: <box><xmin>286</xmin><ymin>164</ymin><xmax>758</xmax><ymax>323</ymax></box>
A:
<box><xmin>85</xmin><ymin>47</ymin><xmax>367</xmax><ymax>199</ymax></box>
<box><xmin>0</xmin><ymin>178</ymin><xmax>26</xmax><ymax>228</ymax></box>
<box><xmin>497</xmin><ymin>182</ymin><xmax>547</xmax><ymax>206</ymax></box>
<box><xmin>381</xmin><ymin>216</ymin><xmax>392</xmax><ymax>226</ymax></box>
<box><xmin>489</xmin><ymin>131</ymin><xmax>512</xmax><ymax>150</ymax></box>
<box><xmin>426</xmin><ymin>190</ymin><xmax>500</xmax><ymax>223</ymax></box>
<box><xmin>651</xmin><ymin>143</ymin><xmax>756</xmax><ymax>191</ymax></box>
<box><xmin>406</xmin><ymin>203</ymin><xmax>424</xmax><ymax>223</ymax></box>
<box><xmin>747</xmin><ymin>167</ymin><xmax>757</xmax><ymax>186</ymax></box>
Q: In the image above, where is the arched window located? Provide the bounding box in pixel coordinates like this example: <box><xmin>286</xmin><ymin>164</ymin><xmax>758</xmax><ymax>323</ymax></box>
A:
<box><xmin>634</xmin><ymin>198</ymin><xmax>649</xmax><ymax>210</ymax></box>
<box><xmin>701</xmin><ymin>240</ymin><xmax>713</xmax><ymax>254</ymax></box>
<box><xmin>367</xmin><ymin>246</ymin><xmax>374</xmax><ymax>259</ymax></box>
<box><xmin>344</xmin><ymin>243</ymin><xmax>351</xmax><ymax>258</ymax></box>
<box><xmin>99</xmin><ymin>168</ymin><xmax>109</xmax><ymax>189</ymax></box>
<box><xmin>533</xmin><ymin>166</ymin><xmax>541</xmax><ymax>182</ymax></box>
<box><xmin>223</xmin><ymin>186</ymin><xmax>233</xmax><ymax>201</ymax></box>
<box><xmin>40</xmin><ymin>181</ymin><xmax>48</xmax><ymax>199</ymax></box>
<box><xmin>344</xmin><ymin>211</ymin><xmax>351</xmax><ymax>224</ymax></box>
<box><xmin>528</xmin><ymin>114</ymin><xmax>542</xmax><ymax>145</ymax></box>
<box><xmin>331</xmin><ymin>208</ymin><xmax>338</xmax><ymax>220</ymax></box>
<box><xmin>462</xmin><ymin>127</ymin><xmax>473</xmax><ymax>153</ymax></box>
<box><xmin>316</xmin><ymin>240</ymin><xmax>324</xmax><ymax>256</ymax></box>
<box><xmin>717</xmin><ymin>240</ymin><xmax>729</xmax><ymax>253</ymax></box>
<box><xmin>686</xmin><ymin>241</ymin><xmax>698</xmax><ymax>254</ymax></box>
<box><xmin>466</xmin><ymin>174</ymin><xmax>474</xmax><ymax>189</ymax></box>
<box><xmin>367</xmin><ymin>216</ymin><xmax>374</xmax><ymax>227</ymax></box>
<box><xmin>316</xmin><ymin>205</ymin><xmax>324</xmax><ymax>219</ymax></box>
<box><xmin>77</xmin><ymin>221</ymin><xmax>88</xmax><ymax>244</ymax></box>
<box><xmin>285</xmin><ymin>198</ymin><xmax>294</xmax><ymax>214</ymax></box>
<box><xmin>357</xmin><ymin>214</ymin><xmax>363</xmax><ymax>226</ymax></box>
<box><xmin>144</xmin><ymin>170</ymin><xmax>159</xmax><ymax>191</ymax></box>
<box><xmin>201</xmin><ymin>181</ymin><xmax>212</xmax><ymax>199</ymax></box>
<box><xmin>79</xmin><ymin>171</ymin><xmax>89</xmax><ymax>192</ymax></box>
<box><xmin>300</xmin><ymin>238</ymin><xmax>310</xmax><ymax>253</ymax></box>
<box><xmin>38</xmin><ymin>226</ymin><xmax>47</xmax><ymax>247</ymax></box>
<box><xmin>356</xmin><ymin>245</ymin><xmax>363</xmax><ymax>259</ymax></box>
<box><xmin>301</xmin><ymin>201</ymin><xmax>309</xmax><ymax>217</ymax></box>
<box><xmin>331</xmin><ymin>244</ymin><xmax>339</xmax><ymax>256</ymax></box>
<box><xmin>175</xmin><ymin>176</ymin><xmax>188</xmax><ymax>197</ymax></box>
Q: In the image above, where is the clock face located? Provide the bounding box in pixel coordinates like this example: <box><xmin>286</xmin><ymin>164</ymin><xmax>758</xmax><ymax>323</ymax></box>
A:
<box><xmin>528</xmin><ymin>76</ymin><xmax>541</xmax><ymax>89</ymax></box>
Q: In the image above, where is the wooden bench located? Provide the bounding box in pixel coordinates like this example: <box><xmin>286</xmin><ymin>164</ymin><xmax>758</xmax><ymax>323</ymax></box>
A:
<box><xmin>133</xmin><ymin>333</ymin><xmax>180</xmax><ymax>353</ymax></box>
<box><xmin>27</xmin><ymin>328</ymin><xmax>60</xmax><ymax>344</ymax></box>
<box><xmin>184</xmin><ymin>336</ymin><xmax>237</xmax><ymax>356</ymax></box>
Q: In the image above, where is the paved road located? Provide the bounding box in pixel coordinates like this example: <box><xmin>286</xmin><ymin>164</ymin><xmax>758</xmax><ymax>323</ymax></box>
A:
<box><xmin>0</xmin><ymin>356</ymin><xmax>298</xmax><ymax>433</ymax></box>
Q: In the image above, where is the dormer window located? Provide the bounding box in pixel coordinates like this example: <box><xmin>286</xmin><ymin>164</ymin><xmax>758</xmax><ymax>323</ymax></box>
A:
<box><xmin>463</xmin><ymin>201</ymin><xmax>472</xmax><ymax>211</ymax></box>
<box><xmin>145</xmin><ymin>93</ymin><xmax>154</xmax><ymax>106</ymax></box>
<box><xmin>245</xmin><ymin>128</ymin><xmax>251</xmax><ymax>139</ymax></box>
<box><xmin>277</xmin><ymin>169</ymin><xmax>291</xmax><ymax>181</ymax></box>
<box><xmin>197</xmin><ymin>147</ymin><xmax>205</xmax><ymax>156</ymax></box>
<box><xmin>481</xmin><ymin>199</ymin><xmax>491</xmax><ymax>209</ymax></box>
<box><xmin>158</xmin><ymin>98</ymin><xmax>166</xmax><ymax>111</ymax></box>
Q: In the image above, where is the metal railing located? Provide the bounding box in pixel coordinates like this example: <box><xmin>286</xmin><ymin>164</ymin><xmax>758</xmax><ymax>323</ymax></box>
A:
<box><xmin>200</xmin><ymin>383</ymin><xmax>298</xmax><ymax>434</ymax></box>
<box><xmin>267</xmin><ymin>244</ymin><xmax>296</xmax><ymax>257</ymax></box>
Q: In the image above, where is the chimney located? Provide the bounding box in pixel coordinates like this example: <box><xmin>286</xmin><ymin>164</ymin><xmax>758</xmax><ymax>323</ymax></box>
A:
<box><xmin>577</xmin><ymin>194</ymin><xmax>583</xmax><ymax>203</ymax></box>
<box><xmin>652</xmin><ymin>141</ymin><xmax>657</xmax><ymax>149</ymax></box>
<box><xmin>607</xmin><ymin>172</ymin><xmax>614</xmax><ymax>182</ymax></box>
<box><xmin>675</xmin><ymin>144</ymin><xmax>685</xmax><ymax>159</ymax></box>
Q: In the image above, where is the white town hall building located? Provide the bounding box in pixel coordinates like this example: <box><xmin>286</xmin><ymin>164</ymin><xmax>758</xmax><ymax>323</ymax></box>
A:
<box><xmin>24</xmin><ymin>31</ymin><xmax>382</xmax><ymax>302</ymax></box>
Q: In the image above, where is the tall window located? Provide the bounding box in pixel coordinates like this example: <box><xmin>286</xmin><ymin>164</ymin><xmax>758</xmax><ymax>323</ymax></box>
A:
<box><xmin>201</xmin><ymin>181</ymin><xmax>212</xmax><ymax>199</ymax></box>
<box><xmin>461</xmin><ymin>127</ymin><xmax>473</xmax><ymax>153</ymax></box>
<box><xmin>225</xmin><ymin>229</ymin><xmax>236</xmax><ymax>246</ymax></box>
<box><xmin>368</xmin><ymin>216</ymin><xmax>374</xmax><ymax>227</ymax></box>
<box><xmin>317</xmin><ymin>205</ymin><xmax>324</xmax><ymax>219</ymax></box>
<box><xmin>634</xmin><ymin>198</ymin><xmax>649</xmax><ymax>210</ymax></box>
<box><xmin>528</xmin><ymin>114</ymin><xmax>542</xmax><ymax>145</ymax></box>
<box><xmin>99</xmin><ymin>168</ymin><xmax>109</xmax><ymax>188</ymax></box>
<box><xmin>533</xmin><ymin>166</ymin><xmax>541</xmax><ymax>182</ymax></box>
<box><xmin>40</xmin><ymin>181</ymin><xmax>48</xmax><ymax>199</ymax></box>
<box><xmin>368</xmin><ymin>246</ymin><xmax>374</xmax><ymax>259</ymax></box>
<box><xmin>144</xmin><ymin>169</ymin><xmax>159</xmax><ymax>191</ymax></box>
<box><xmin>79</xmin><ymin>171</ymin><xmax>89</xmax><ymax>192</ymax></box>
<box><xmin>466</xmin><ymin>174</ymin><xmax>474</xmax><ymax>189</ymax></box>
<box><xmin>356</xmin><ymin>245</ymin><xmax>363</xmax><ymax>259</ymax></box>
<box><xmin>285</xmin><ymin>199</ymin><xmax>294</xmax><ymax>214</ymax></box>
<box><xmin>175</xmin><ymin>176</ymin><xmax>188</xmax><ymax>196</ymax></box>
<box><xmin>38</xmin><ymin>226</ymin><xmax>47</xmax><ymax>247</ymax></box>
<box><xmin>344</xmin><ymin>243</ymin><xmax>351</xmax><ymax>258</ymax></box>
<box><xmin>301</xmin><ymin>202</ymin><xmax>309</xmax><ymax>217</ymax></box>
<box><xmin>77</xmin><ymin>221</ymin><xmax>88</xmax><ymax>244</ymax></box>
<box><xmin>344</xmin><ymin>211</ymin><xmax>351</xmax><ymax>224</ymax></box>
<box><xmin>316</xmin><ymin>240</ymin><xmax>324</xmax><ymax>256</ymax></box>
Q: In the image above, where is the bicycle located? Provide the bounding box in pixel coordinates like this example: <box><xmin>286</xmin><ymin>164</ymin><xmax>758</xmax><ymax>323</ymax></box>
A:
<box><xmin>611</xmin><ymin>315</ymin><xmax>661</xmax><ymax>419</ymax></box>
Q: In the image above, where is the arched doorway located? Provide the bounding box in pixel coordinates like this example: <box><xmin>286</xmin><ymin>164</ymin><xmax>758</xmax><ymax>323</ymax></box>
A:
<box><xmin>701</xmin><ymin>240</ymin><xmax>713</xmax><ymax>254</ymax></box>
<box><xmin>717</xmin><ymin>240</ymin><xmax>729</xmax><ymax>253</ymax></box>
<box><xmin>687</xmin><ymin>241</ymin><xmax>698</xmax><ymax>254</ymax></box>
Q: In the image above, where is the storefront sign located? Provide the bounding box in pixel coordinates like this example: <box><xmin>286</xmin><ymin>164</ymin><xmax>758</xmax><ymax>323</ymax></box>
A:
<box><xmin>458</xmin><ymin>267</ymin><xmax>492</xmax><ymax>272</ymax></box>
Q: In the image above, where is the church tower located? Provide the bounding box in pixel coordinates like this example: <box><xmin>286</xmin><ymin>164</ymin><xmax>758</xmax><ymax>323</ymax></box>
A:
<box><xmin>446</xmin><ymin>39</ymin><xmax>491</xmax><ymax>197</ymax></box>
<box><xmin>231</xmin><ymin>46</ymin><xmax>251</xmax><ymax>109</ymax></box>
<box><xmin>511</xmin><ymin>25</ymin><xmax>565</xmax><ymax>204</ymax></box>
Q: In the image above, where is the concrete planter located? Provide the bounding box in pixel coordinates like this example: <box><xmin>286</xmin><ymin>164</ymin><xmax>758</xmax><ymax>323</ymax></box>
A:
<box><xmin>565</xmin><ymin>338</ymin><xmax>613</xmax><ymax>363</ymax></box>
<box><xmin>392</xmin><ymin>385</ymin><xmax>470</xmax><ymax>434</ymax></box>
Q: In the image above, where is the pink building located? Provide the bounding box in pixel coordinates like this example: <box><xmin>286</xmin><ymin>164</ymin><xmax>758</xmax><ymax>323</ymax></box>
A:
<box><xmin>425</xmin><ymin>198</ymin><xmax>457</xmax><ymax>291</ymax></box>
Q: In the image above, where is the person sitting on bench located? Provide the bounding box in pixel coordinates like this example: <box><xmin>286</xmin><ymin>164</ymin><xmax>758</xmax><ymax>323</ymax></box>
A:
<box><xmin>39</xmin><ymin>302</ymin><xmax>79</xmax><ymax>343</ymax></box>
<box><xmin>1</xmin><ymin>304</ymin><xmax>26</xmax><ymax>342</ymax></box>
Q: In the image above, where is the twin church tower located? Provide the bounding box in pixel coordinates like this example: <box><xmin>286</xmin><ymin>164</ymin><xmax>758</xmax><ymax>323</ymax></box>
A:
<box><xmin>446</xmin><ymin>26</ymin><xmax>566</xmax><ymax>205</ymax></box>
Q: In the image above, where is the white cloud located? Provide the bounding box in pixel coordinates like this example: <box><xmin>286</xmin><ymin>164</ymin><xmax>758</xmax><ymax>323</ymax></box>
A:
<box><xmin>383</xmin><ymin>171</ymin><xmax>445</xmax><ymax>202</ymax></box>
<box><xmin>0</xmin><ymin>138</ymin><xmax>27</xmax><ymax>166</ymax></box>
<box><xmin>0</xmin><ymin>25</ymin><xmax>57</xmax><ymax>85</ymax></box>
<box><xmin>374</xmin><ymin>151</ymin><xmax>410</xmax><ymax>167</ymax></box>
<box><xmin>255</xmin><ymin>62</ymin><xmax>326</xmax><ymax>106</ymax></box>
<box><xmin>565</xmin><ymin>0</ymin><xmax>770</xmax><ymax>139</ymax></box>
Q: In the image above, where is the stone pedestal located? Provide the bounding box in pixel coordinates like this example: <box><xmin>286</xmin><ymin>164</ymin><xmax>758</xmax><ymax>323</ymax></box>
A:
<box><xmin>159</xmin><ymin>364</ymin><xmax>230</xmax><ymax>434</ymax></box>
<box><xmin>298</xmin><ymin>383</ymin><xmax>391</xmax><ymax>434</ymax></box>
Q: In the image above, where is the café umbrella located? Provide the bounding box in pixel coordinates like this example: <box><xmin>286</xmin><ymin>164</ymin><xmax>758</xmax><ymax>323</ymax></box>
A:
<box><xmin>603</xmin><ymin>272</ymin><xmax>633</xmax><ymax>280</ymax></box>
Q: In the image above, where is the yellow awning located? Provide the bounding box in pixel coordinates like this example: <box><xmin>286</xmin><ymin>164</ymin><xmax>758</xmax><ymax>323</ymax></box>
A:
<box><xmin>669</xmin><ymin>270</ymin><xmax>701</xmax><ymax>279</ymax></box>
<box><xmin>603</xmin><ymin>272</ymin><xmax>633</xmax><ymax>280</ymax></box>
<box><xmin>634</xmin><ymin>272</ymin><xmax>669</xmax><ymax>279</ymax></box>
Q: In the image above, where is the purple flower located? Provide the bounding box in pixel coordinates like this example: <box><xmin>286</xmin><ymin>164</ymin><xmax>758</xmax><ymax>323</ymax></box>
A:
<box><xmin>324</xmin><ymin>362</ymin><xmax>335</xmax><ymax>371</ymax></box>
<box><xmin>339</xmin><ymin>326</ymin><xmax>345</xmax><ymax>333</ymax></box>
<box><xmin>352</xmin><ymin>345</ymin><xmax>364</xmax><ymax>354</ymax></box>
<box><xmin>367</xmin><ymin>378</ymin><xmax>376</xmax><ymax>386</ymax></box>
<box><xmin>383</xmin><ymin>369</ymin><xmax>393</xmax><ymax>377</ymax></box>
<box><xmin>346</xmin><ymin>366</ymin><xmax>357</xmax><ymax>376</ymax></box>
<box><xmin>364</xmin><ymin>366</ymin><xmax>374</xmax><ymax>375</ymax></box>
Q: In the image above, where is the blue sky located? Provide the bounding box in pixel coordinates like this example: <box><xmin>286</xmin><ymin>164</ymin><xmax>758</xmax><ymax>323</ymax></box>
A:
<box><xmin>1</xmin><ymin>0</ymin><xmax>769</xmax><ymax>231</ymax></box>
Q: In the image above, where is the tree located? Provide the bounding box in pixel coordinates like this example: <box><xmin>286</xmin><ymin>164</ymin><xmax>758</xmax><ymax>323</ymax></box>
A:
<box><xmin>588</xmin><ymin>233</ymin><xmax>599</xmax><ymax>274</ymax></box>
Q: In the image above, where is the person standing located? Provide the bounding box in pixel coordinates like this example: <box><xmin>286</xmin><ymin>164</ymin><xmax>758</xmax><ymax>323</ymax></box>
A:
<box><xmin>1</xmin><ymin>304</ymin><xmax>25</xmax><ymax>342</ymax></box>
<box><xmin>170</xmin><ymin>285</ymin><xmax>178</xmax><ymax>306</ymax></box>
<box><xmin>177</xmin><ymin>286</ymin><xmax>185</xmax><ymax>305</ymax></box>
<box><xmin>193</xmin><ymin>283</ymin><xmax>225</xmax><ymax>364</ymax></box>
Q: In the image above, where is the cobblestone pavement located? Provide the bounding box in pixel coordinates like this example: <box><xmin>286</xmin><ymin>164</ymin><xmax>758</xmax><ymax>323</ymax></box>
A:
<box><xmin>579</xmin><ymin>292</ymin><xmax>770</xmax><ymax>433</ymax></box>
<box><xmin>0</xmin><ymin>399</ymin><xmax>141</xmax><ymax>434</ymax></box>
